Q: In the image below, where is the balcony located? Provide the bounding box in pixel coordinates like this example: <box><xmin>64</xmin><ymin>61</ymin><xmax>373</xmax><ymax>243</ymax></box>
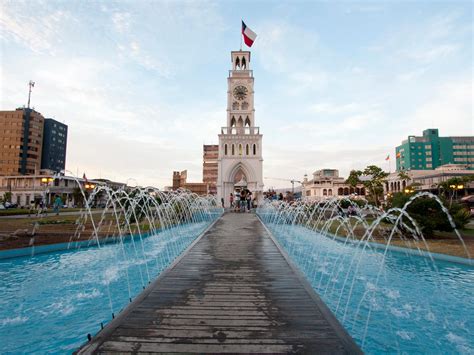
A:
<box><xmin>229</xmin><ymin>70</ymin><xmax>253</xmax><ymax>78</ymax></box>
<box><xmin>221</xmin><ymin>127</ymin><xmax>260</xmax><ymax>135</ymax></box>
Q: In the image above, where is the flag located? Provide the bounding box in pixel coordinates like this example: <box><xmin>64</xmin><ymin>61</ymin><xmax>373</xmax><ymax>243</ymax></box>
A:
<box><xmin>396</xmin><ymin>152</ymin><xmax>401</xmax><ymax>158</ymax></box>
<box><xmin>242</xmin><ymin>21</ymin><xmax>257</xmax><ymax>47</ymax></box>
<box><xmin>385</xmin><ymin>155</ymin><xmax>390</xmax><ymax>161</ymax></box>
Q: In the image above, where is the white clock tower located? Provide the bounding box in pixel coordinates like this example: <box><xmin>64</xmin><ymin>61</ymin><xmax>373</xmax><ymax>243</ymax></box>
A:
<box><xmin>217</xmin><ymin>50</ymin><xmax>264</xmax><ymax>206</ymax></box>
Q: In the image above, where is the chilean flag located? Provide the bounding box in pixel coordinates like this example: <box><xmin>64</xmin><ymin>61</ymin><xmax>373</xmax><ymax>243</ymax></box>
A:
<box><xmin>242</xmin><ymin>21</ymin><xmax>257</xmax><ymax>47</ymax></box>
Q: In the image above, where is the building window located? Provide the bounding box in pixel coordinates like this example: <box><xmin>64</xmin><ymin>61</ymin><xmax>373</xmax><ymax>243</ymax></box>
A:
<box><xmin>224</xmin><ymin>144</ymin><xmax>228</xmax><ymax>155</ymax></box>
<box><xmin>232</xmin><ymin>144</ymin><xmax>235</xmax><ymax>155</ymax></box>
<box><xmin>253</xmin><ymin>144</ymin><xmax>256</xmax><ymax>155</ymax></box>
<box><xmin>323</xmin><ymin>189</ymin><xmax>327</xmax><ymax>196</ymax></box>
<box><xmin>239</xmin><ymin>144</ymin><xmax>242</xmax><ymax>156</ymax></box>
<box><xmin>246</xmin><ymin>144</ymin><xmax>249</xmax><ymax>155</ymax></box>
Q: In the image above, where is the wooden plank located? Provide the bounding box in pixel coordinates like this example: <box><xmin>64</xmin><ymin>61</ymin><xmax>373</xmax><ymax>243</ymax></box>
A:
<box><xmin>76</xmin><ymin>213</ymin><xmax>362</xmax><ymax>354</ymax></box>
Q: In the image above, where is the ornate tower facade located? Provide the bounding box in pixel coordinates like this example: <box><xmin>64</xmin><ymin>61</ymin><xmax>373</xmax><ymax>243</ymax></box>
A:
<box><xmin>217</xmin><ymin>51</ymin><xmax>264</xmax><ymax>206</ymax></box>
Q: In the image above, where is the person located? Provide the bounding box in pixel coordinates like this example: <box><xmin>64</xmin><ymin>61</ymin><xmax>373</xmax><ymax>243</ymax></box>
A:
<box><xmin>221</xmin><ymin>197</ymin><xmax>224</xmax><ymax>208</ymax></box>
<box><xmin>234</xmin><ymin>193</ymin><xmax>240</xmax><ymax>212</ymax></box>
<box><xmin>53</xmin><ymin>195</ymin><xmax>62</xmax><ymax>215</ymax></box>
<box><xmin>246</xmin><ymin>190</ymin><xmax>252</xmax><ymax>212</ymax></box>
<box><xmin>278</xmin><ymin>192</ymin><xmax>283</xmax><ymax>201</ymax></box>
<box><xmin>28</xmin><ymin>200</ymin><xmax>35</xmax><ymax>217</ymax></box>
<box><xmin>229</xmin><ymin>193</ymin><xmax>234</xmax><ymax>211</ymax></box>
<box><xmin>240</xmin><ymin>190</ymin><xmax>246</xmax><ymax>212</ymax></box>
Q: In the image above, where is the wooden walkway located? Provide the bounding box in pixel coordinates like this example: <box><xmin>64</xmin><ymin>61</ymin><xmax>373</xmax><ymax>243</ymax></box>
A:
<box><xmin>77</xmin><ymin>213</ymin><xmax>362</xmax><ymax>354</ymax></box>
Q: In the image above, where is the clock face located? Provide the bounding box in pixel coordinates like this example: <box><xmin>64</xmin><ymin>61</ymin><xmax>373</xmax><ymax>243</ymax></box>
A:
<box><xmin>233</xmin><ymin>85</ymin><xmax>248</xmax><ymax>100</ymax></box>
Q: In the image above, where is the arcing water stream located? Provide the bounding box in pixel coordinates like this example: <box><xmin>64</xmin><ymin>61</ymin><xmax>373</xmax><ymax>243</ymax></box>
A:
<box><xmin>257</xmin><ymin>194</ymin><xmax>473</xmax><ymax>354</ymax></box>
<box><xmin>0</xmin><ymin>183</ymin><xmax>223</xmax><ymax>353</ymax></box>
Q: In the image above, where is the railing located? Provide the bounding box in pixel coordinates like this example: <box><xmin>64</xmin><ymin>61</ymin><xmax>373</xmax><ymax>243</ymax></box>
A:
<box><xmin>221</xmin><ymin>127</ymin><xmax>260</xmax><ymax>135</ymax></box>
<box><xmin>229</xmin><ymin>70</ymin><xmax>253</xmax><ymax>78</ymax></box>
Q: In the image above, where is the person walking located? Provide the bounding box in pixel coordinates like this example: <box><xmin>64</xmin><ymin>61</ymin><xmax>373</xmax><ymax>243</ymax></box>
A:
<box><xmin>53</xmin><ymin>195</ymin><xmax>62</xmax><ymax>216</ymax></box>
<box><xmin>234</xmin><ymin>193</ymin><xmax>240</xmax><ymax>212</ymax></box>
<box><xmin>240</xmin><ymin>190</ymin><xmax>246</xmax><ymax>213</ymax></box>
<box><xmin>246</xmin><ymin>190</ymin><xmax>252</xmax><ymax>212</ymax></box>
<box><xmin>229</xmin><ymin>193</ymin><xmax>234</xmax><ymax>211</ymax></box>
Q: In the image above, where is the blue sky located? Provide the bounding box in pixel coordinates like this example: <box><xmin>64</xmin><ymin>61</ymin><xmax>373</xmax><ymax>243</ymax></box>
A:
<box><xmin>1</xmin><ymin>0</ymin><xmax>472</xmax><ymax>188</ymax></box>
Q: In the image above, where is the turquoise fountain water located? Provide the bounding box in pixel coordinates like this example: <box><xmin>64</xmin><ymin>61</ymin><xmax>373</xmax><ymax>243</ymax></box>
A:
<box><xmin>0</xmin><ymin>185</ymin><xmax>222</xmax><ymax>354</ymax></box>
<box><xmin>257</xmin><ymin>195</ymin><xmax>473</xmax><ymax>354</ymax></box>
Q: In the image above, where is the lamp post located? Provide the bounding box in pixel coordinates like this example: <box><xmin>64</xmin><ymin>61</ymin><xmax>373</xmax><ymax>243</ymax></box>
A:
<box><xmin>41</xmin><ymin>177</ymin><xmax>54</xmax><ymax>207</ymax></box>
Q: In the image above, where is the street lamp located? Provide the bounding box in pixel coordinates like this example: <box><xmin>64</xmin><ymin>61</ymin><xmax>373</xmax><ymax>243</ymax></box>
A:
<box><xmin>41</xmin><ymin>177</ymin><xmax>54</xmax><ymax>207</ymax></box>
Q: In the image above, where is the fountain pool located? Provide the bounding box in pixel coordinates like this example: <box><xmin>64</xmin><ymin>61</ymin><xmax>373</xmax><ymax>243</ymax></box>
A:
<box><xmin>258</xmin><ymin>201</ymin><xmax>474</xmax><ymax>354</ymax></box>
<box><xmin>0</xmin><ymin>187</ymin><xmax>222</xmax><ymax>354</ymax></box>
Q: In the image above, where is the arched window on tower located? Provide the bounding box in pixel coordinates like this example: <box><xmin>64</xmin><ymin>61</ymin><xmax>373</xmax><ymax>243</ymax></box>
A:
<box><xmin>241</xmin><ymin>57</ymin><xmax>246</xmax><ymax>69</ymax></box>
<box><xmin>245</xmin><ymin>117</ymin><xmax>251</xmax><ymax>126</ymax></box>
<box><xmin>253</xmin><ymin>144</ymin><xmax>256</xmax><ymax>155</ymax></box>
<box><xmin>224</xmin><ymin>144</ymin><xmax>228</xmax><ymax>155</ymax></box>
<box><xmin>241</xmin><ymin>102</ymin><xmax>249</xmax><ymax>110</ymax></box>
<box><xmin>237</xmin><ymin>117</ymin><xmax>243</xmax><ymax>127</ymax></box>
<box><xmin>230</xmin><ymin>117</ymin><xmax>236</xmax><ymax>127</ymax></box>
<box><xmin>235</xmin><ymin>57</ymin><xmax>240</xmax><ymax>69</ymax></box>
<box><xmin>239</xmin><ymin>144</ymin><xmax>242</xmax><ymax>156</ymax></box>
<box><xmin>246</xmin><ymin>144</ymin><xmax>249</xmax><ymax>155</ymax></box>
<box><xmin>231</xmin><ymin>144</ymin><xmax>235</xmax><ymax>155</ymax></box>
<box><xmin>232</xmin><ymin>102</ymin><xmax>239</xmax><ymax>110</ymax></box>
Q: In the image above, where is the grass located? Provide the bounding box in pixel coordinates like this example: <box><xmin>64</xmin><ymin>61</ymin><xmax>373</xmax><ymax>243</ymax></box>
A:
<box><xmin>0</xmin><ymin>208</ymin><xmax>86</xmax><ymax>216</ymax></box>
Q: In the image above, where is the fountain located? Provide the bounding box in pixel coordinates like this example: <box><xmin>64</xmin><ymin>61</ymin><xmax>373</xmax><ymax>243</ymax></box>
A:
<box><xmin>257</xmin><ymin>194</ymin><xmax>473</xmax><ymax>354</ymax></box>
<box><xmin>0</xmin><ymin>182</ymin><xmax>223</xmax><ymax>353</ymax></box>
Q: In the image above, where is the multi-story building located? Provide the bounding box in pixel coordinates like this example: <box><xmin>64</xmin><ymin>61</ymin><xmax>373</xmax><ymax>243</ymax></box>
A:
<box><xmin>0</xmin><ymin>108</ymin><xmax>44</xmax><ymax>175</ymax></box>
<box><xmin>203</xmin><ymin>145</ymin><xmax>218</xmax><ymax>195</ymax></box>
<box><xmin>171</xmin><ymin>170</ymin><xmax>209</xmax><ymax>196</ymax></box>
<box><xmin>41</xmin><ymin>118</ymin><xmax>68</xmax><ymax>173</ymax></box>
<box><xmin>302</xmin><ymin>169</ymin><xmax>366</xmax><ymax>200</ymax></box>
<box><xmin>396</xmin><ymin>129</ymin><xmax>474</xmax><ymax>171</ymax></box>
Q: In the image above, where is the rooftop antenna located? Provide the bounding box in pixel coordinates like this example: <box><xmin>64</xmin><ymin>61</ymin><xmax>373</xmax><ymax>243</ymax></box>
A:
<box><xmin>27</xmin><ymin>80</ymin><xmax>35</xmax><ymax>109</ymax></box>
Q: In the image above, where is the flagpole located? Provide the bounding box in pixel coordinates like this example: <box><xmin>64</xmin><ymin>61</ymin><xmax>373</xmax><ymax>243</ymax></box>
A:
<box><xmin>240</xmin><ymin>19</ymin><xmax>243</xmax><ymax>50</ymax></box>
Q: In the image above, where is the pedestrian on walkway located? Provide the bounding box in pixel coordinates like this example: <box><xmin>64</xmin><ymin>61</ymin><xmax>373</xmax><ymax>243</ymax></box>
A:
<box><xmin>53</xmin><ymin>195</ymin><xmax>62</xmax><ymax>215</ymax></box>
<box><xmin>229</xmin><ymin>193</ymin><xmax>234</xmax><ymax>211</ymax></box>
<box><xmin>246</xmin><ymin>190</ymin><xmax>252</xmax><ymax>212</ymax></box>
<box><xmin>240</xmin><ymin>190</ymin><xmax>246</xmax><ymax>212</ymax></box>
<box><xmin>234</xmin><ymin>193</ymin><xmax>240</xmax><ymax>212</ymax></box>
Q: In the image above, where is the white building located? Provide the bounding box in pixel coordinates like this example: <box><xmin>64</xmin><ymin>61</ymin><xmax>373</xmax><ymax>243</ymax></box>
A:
<box><xmin>217</xmin><ymin>51</ymin><xmax>264</xmax><ymax>207</ymax></box>
<box><xmin>0</xmin><ymin>172</ymin><xmax>126</xmax><ymax>207</ymax></box>
<box><xmin>384</xmin><ymin>164</ymin><xmax>474</xmax><ymax>193</ymax></box>
<box><xmin>302</xmin><ymin>169</ymin><xmax>366</xmax><ymax>200</ymax></box>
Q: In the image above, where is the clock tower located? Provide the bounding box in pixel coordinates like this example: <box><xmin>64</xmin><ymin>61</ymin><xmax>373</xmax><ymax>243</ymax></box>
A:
<box><xmin>217</xmin><ymin>50</ymin><xmax>264</xmax><ymax>206</ymax></box>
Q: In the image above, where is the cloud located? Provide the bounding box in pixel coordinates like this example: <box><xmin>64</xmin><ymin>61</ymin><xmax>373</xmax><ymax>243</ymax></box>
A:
<box><xmin>0</xmin><ymin>2</ymin><xmax>70</xmax><ymax>54</ymax></box>
<box><xmin>112</xmin><ymin>12</ymin><xmax>132</xmax><ymax>33</ymax></box>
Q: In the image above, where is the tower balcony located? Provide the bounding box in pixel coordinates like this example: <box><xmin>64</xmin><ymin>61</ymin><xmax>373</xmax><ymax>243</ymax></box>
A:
<box><xmin>229</xmin><ymin>70</ymin><xmax>253</xmax><ymax>78</ymax></box>
<box><xmin>221</xmin><ymin>127</ymin><xmax>260</xmax><ymax>135</ymax></box>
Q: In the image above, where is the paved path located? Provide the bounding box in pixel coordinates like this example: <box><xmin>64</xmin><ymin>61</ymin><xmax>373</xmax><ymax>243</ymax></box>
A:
<box><xmin>77</xmin><ymin>213</ymin><xmax>361</xmax><ymax>354</ymax></box>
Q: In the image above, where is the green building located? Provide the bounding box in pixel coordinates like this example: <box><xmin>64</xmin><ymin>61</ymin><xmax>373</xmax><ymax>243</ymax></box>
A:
<box><xmin>396</xmin><ymin>129</ymin><xmax>474</xmax><ymax>171</ymax></box>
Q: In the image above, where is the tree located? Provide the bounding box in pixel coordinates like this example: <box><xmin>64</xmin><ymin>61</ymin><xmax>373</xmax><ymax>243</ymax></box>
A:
<box><xmin>398</xmin><ymin>171</ymin><xmax>410</xmax><ymax>182</ymax></box>
<box><xmin>389</xmin><ymin>193</ymin><xmax>470</xmax><ymax>237</ymax></box>
<box><xmin>345</xmin><ymin>170</ymin><xmax>362</xmax><ymax>187</ymax></box>
<box><xmin>361</xmin><ymin>165</ymin><xmax>388</xmax><ymax>206</ymax></box>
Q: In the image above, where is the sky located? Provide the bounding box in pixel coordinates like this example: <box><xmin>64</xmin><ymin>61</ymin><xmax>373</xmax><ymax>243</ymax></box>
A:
<box><xmin>0</xmin><ymin>0</ymin><xmax>472</xmax><ymax>189</ymax></box>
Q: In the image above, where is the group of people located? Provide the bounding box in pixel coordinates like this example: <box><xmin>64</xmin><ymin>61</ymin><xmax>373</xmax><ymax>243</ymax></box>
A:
<box><xmin>229</xmin><ymin>189</ymin><xmax>253</xmax><ymax>212</ymax></box>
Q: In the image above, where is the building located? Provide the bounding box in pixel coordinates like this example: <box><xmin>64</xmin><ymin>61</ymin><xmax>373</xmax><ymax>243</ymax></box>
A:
<box><xmin>302</xmin><ymin>169</ymin><xmax>366</xmax><ymax>200</ymax></box>
<box><xmin>41</xmin><ymin>118</ymin><xmax>68</xmax><ymax>173</ymax></box>
<box><xmin>0</xmin><ymin>173</ymin><xmax>126</xmax><ymax>207</ymax></box>
<box><xmin>384</xmin><ymin>164</ymin><xmax>474</xmax><ymax>195</ymax></box>
<box><xmin>217</xmin><ymin>50</ymin><xmax>264</xmax><ymax>206</ymax></box>
<box><xmin>0</xmin><ymin>108</ymin><xmax>44</xmax><ymax>175</ymax></box>
<box><xmin>396</xmin><ymin>128</ymin><xmax>474</xmax><ymax>171</ymax></box>
<box><xmin>203</xmin><ymin>145</ymin><xmax>218</xmax><ymax>195</ymax></box>
<box><xmin>171</xmin><ymin>170</ymin><xmax>209</xmax><ymax>196</ymax></box>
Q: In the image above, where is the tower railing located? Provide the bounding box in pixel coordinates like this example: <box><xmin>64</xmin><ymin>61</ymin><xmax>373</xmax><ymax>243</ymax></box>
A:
<box><xmin>229</xmin><ymin>70</ymin><xmax>253</xmax><ymax>78</ymax></box>
<box><xmin>221</xmin><ymin>127</ymin><xmax>260</xmax><ymax>135</ymax></box>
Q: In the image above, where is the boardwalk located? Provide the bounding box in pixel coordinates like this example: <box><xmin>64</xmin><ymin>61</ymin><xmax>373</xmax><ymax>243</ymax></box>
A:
<box><xmin>78</xmin><ymin>213</ymin><xmax>361</xmax><ymax>354</ymax></box>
